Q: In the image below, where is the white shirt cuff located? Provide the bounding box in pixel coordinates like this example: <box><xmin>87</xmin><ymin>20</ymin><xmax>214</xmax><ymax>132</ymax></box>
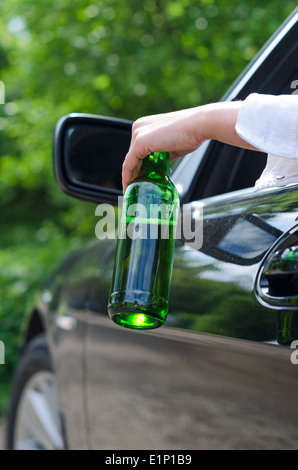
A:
<box><xmin>235</xmin><ymin>93</ymin><xmax>298</xmax><ymax>159</ymax></box>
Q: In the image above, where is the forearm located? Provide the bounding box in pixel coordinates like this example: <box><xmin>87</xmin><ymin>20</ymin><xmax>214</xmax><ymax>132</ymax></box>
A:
<box><xmin>199</xmin><ymin>101</ymin><xmax>259</xmax><ymax>151</ymax></box>
<box><xmin>122</xmin><ymin>98</ymin><xmax>261</xmax><ymax>191</ymax></box>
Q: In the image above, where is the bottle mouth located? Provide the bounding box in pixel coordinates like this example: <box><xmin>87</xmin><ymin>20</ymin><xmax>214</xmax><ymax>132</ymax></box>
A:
<box><xmin>110</xmin><ymin>311</ymin><xmax>163</xmax><ymax>329</ymax></box>
<box><xmin>108</xmin><ymin>292</ymin><xmax>168</xmax><ymax>329</ymax></box>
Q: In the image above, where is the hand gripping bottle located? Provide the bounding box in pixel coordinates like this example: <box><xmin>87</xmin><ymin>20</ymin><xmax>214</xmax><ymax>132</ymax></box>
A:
<box><xmin>108</xmin><ymin>152</ymin><xmax>180</xmax><ymax>329</ymax></box>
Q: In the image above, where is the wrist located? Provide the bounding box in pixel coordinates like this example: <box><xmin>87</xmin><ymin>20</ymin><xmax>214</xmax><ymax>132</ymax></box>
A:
<box><xmin>199</xmin><ymin>101</ymin><xmax>243</xmax><ymax>146</ymax></box>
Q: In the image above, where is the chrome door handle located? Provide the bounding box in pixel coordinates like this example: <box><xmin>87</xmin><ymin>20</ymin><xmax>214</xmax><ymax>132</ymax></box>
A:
<box><xmin>255</xmin><ymin>224</ymin><xmax>298</xmax><ymax>309</ymax></box>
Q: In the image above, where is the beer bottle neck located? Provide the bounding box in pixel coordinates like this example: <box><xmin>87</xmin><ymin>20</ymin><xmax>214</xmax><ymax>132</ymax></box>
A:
<box><xmin>140</xmin><ymin>152</ymin><xmax>170</xmax><ymax>180</ymax></box>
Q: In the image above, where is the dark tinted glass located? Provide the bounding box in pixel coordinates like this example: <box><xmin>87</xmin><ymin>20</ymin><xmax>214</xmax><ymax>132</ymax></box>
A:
<box><xmin>64</xmin><ymin>123</ymin><xmax>131</xmax><ymax>192</ymax></box>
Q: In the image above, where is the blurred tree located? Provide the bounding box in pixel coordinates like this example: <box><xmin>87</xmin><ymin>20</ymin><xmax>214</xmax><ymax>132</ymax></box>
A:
<box><xmin>0</xmin><ymin>0</ymin><xmax>296</xmax><ymax>207</ymax></box>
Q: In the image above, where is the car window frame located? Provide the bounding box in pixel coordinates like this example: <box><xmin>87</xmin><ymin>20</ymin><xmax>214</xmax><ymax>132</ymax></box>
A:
<box><xmin>172</xmin><ymin>8</ymin><xmax>298</xmax><ymax>206</ymax></box>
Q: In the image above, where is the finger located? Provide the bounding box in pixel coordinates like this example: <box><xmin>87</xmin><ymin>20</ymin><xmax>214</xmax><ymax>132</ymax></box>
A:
<box><xmin>122</xmin><ymin>152</ymin><xmax>143</xmax><ymax>193</ymax></box>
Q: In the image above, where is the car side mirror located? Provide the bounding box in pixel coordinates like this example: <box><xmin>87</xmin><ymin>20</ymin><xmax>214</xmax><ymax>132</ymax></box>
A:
<box><xmin>53</xmin><ymin>113</ymin><xmax>132</xmax><ymax>204</ymax></box>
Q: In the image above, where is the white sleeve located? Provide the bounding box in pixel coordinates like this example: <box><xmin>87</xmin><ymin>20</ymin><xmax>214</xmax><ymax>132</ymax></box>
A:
<box><xmin>235</xmin><ymin>93</ymin><xmax>298</xmax><ymax>159</ymax></box>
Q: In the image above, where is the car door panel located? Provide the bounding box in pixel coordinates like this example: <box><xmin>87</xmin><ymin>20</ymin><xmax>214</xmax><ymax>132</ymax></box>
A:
<box><xmin>83</xmin><ymin>184</ymin><xmax>298</xmax><ymax>449</ymax></box>
<box><xmin>170</xmin><ymin>187</ymin><xmax>298</xmax><ymax>341</ymax></box>
<box><xmin>84</xmin><ymin>314</ymin><xmax>297</xmax><ymax>450</ymax></box>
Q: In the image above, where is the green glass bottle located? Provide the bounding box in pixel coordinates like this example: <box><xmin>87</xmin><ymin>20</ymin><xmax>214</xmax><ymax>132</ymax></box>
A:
<box><xmin>108</xmin><ymin>152</ymin><xmax>180</xmax><ymax>329</ymax></box>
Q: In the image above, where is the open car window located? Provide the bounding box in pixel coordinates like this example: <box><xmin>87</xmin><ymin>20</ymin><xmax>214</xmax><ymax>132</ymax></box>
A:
<box><xmin>177</xmin><ymin>9</ymin><xmax>298</xmax><ymax>203</ymax></box>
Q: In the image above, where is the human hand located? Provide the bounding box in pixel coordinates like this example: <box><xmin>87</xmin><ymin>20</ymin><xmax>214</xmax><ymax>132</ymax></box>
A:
<box><xmin>122</xmin><ymin>107</ymin><xmax>206</xmax><ymax>192</ymax></box>
<box><xmin>122</xmin><ymin>101</ymin><xmax>247</xmax><ymax>193</ymax></box>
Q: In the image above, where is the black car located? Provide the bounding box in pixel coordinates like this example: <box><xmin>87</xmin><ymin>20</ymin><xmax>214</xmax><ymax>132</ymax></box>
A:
<box><xmin>5</xmin><ymin>9</ymin><xmax>298</xmax><ymax>450</ymax></box>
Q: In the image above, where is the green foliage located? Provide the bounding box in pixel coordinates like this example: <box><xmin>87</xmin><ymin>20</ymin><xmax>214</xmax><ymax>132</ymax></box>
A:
<box><xmin>0</xmin><ymin>0</ymin><xmax>297</xmax><ymax>416</ymax></box>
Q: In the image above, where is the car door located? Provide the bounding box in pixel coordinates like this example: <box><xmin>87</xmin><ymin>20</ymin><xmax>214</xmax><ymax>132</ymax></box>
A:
<box><xmin>84</xmin><ymin>10</ymin><xmax>298</xmax><ymax>449</ymax></box>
